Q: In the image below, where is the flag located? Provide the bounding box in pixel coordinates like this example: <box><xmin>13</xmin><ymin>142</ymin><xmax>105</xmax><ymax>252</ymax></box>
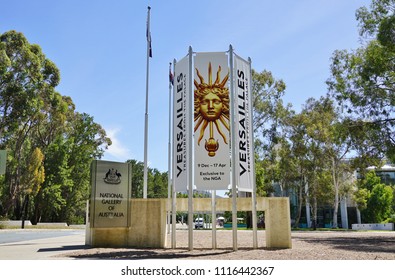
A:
<box><xmin>146</xmin><ymin>6</ymin><xmax>152</xmax><ymax>58</ymax></box>
<box><xmin>169</xmin><ymin>63</ymin><xmax>174</xmax><ymax>85</ymax></box>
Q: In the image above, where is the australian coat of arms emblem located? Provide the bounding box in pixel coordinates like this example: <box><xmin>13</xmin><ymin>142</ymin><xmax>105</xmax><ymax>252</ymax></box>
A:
<box><xmin>103</xmin><ymin>168</ymin><xmax>122</xmax><ymax>184</ymax></box>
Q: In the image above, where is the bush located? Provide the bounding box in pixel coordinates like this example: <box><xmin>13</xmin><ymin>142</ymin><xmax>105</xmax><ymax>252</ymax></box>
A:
<box><xmin>384</xmin><ymin>214</ymin><xmax>395</xmax><ymax>224</ymax></box>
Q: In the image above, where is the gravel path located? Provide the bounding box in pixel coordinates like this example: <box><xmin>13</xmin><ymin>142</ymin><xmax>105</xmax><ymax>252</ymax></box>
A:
<box><xmin>61</xmin><ymin>230</ymin><xmax>395</xmax><ymax>260</ymax></box>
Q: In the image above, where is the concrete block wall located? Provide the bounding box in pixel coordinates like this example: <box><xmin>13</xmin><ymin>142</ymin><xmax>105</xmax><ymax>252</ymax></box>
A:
<box><xmin>88</xmin><ymin>199</ymin><xmax>167</xmax><ymax>248</ymax></box>
<box><xmin>87</xmin><ymin>197</ymin><xmax>292</xmax><ymax>249</ymax></box>
<box><xmin>352</xmin><ymin>223</ymin><xmax>394</xmax><ymax>231</ymax></box>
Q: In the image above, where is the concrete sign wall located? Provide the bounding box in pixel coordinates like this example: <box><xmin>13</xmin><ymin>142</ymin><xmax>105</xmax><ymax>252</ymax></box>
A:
<box><xmin>91</xmin><ymin>160</ymin><xmax>131</xmax><ymax>228</ymax></box>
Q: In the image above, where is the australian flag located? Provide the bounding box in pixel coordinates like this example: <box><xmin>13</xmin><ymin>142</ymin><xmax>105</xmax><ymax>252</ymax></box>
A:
<box><xmin>146</xmin><ymin>6</ymin><xmax>152</xmax><ymax>58</ymax></box>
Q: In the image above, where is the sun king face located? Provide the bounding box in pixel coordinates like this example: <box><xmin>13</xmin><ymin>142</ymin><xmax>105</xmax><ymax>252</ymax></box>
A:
<box><xmin>194</xmin><ymin>62</ymin><xmax>229</xmax><ymax>157</ymax></box>
<box><xmin>199</xmin><ymin>91</ymin><xmax>223</xmax><ymax>121</ymax></box>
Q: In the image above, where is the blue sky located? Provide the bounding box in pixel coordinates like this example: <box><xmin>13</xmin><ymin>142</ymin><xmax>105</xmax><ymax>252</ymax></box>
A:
<box><xmin>1</xmin><ymin>0</ymin><xmax>371</xmax><ymax>172</ymax></box>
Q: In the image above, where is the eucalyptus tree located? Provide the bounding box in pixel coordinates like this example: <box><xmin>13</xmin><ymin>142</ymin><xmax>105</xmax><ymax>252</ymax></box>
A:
<box><xmin>328</xmin><ymin>120</ymin><xmax>355</xmax><ymax>228</ymax></box>
<box><xmin>30</xmin><ymin>111</ymin><xmax>111</xmax><ymax>224</ymax></box>
<box><xmin>0</xmin><ymin>30</ymin><xmax>61</xmax><ymax>218</ymax></box>
<box><xmin>252</xmin><ymin>69</ymin><xmax>288</xmax><ymax>149</ymax></box>
<box><xmin>252</xmin><ymin>69</ymin><xmax>293</xmax><ymax>196</ymax></box>
<box><xmin>20</xmin><ymin>147</ymin><xmax>45</xmax><ymax>227</ymax></box>
<box><xmin>148</xmin><ymin>168</ymin><xmax>169</xmax><ymax>198</ymax></box>
<box><xmin>125</xmin><ymin>159</ymin><xmax>170</xmax><ymax>201</ymax></box>
<box><xmin>59</xmin><ymin>112</ymin><xmax>110</xmax><ymax>223</ymax></box>
<box><xmin>128</xmin><ymin>159</ymin><xmax>144</xmax><ymax>198</ymax></box>
<box><xmin>284</xmin><ymin>110</ymin><xmax>312</xmax><ymax>227</ymax></box>
<box><xmin>289</xmin><ymin>97</ymin><xmax>356</xmax><ymax>228</ymax></box>
<box><xmin>326</xmin><ymin>0</ymin><xmax>395</xmax><ymax>226</ymax></box>
<box><xmin>297</xmin><ymin>98</ymin><xmax>334</xmax><ymax>229</ymax></box>
<box><xmin>327</xmin><ymin>0</ymin><xmax>395</xmax><ymax>162</ymax></box>
<box><xmin>0</xmin><ymin>30</ymin><xmax>111</xmax><ymax>223</ymax></box>
<box><xmin>0</xmin><ymin>30</ymin><xmax>60</xmax><ymax>141</ymax></box>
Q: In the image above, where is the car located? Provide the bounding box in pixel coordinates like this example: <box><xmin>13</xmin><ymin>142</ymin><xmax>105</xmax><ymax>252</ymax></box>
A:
<box><xmin>194</xmin><ymin>217</ymin><xmax>204</xmax><ymax>229</ymax></box>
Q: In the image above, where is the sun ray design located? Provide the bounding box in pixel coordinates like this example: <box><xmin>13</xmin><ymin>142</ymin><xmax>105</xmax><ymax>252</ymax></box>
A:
<box><xmin>214</xmin><ymin>119</ymin><xmax>228</xmax><ymax>144</ymax></box>
<box><xmin>219</xmin><ymin>115</ymin><xmax>230</xmax><ymax>130</ymax></box>
<box><xmin>194</xmin><ymin>62</ymin><xmax>229</xmax><ymax>157</ymax></box>
<box><xmin>197</xmin><ymin>119</ymin><xmax>208</xmax><ymax>145</ymax></box>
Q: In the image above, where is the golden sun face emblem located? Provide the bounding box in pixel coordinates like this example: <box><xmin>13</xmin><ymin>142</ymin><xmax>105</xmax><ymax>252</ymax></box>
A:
<box><xmin>194</xmin><ymin>62</ymin><xmax>230</xmax><ymax>157</ymax></box>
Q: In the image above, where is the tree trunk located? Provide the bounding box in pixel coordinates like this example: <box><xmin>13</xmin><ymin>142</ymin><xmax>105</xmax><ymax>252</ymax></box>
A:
<box><xmin>332</xmin><ymin>191</ymin><xmax>339</xmax><ymax>228</ymax></box>
<box><xmin>356</xmin><ymin>208</ymin><xmax>362</xmax><ymax>224</ymax></box>
<box><xmin>332</xmin><ymin>158</ymin><xmax>339</xmax><ymax>228</ymax></box>
<box><xmin>31</xmin><ymin>195</ymin><xmax>42</xmax><ymax>225</ymax></box>
<box><xmin>21</xmin><ymin>195</ymin><xmax>29</xmax><ymax>229</ymax></box>
<box><xmin>312</xmin><ymin>195</ymin><xmax>318</xmax><ymax>230</ymax></box>
<box><xmin>293</xmin><ymin>181</ymin><xmax>304</xmax><ymax>228</ymax></box>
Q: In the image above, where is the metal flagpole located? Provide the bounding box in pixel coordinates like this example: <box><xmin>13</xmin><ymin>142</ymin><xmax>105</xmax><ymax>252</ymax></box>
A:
<box><xmin>171</xmin><ymin>59</ymin><xmax>177</xmax><ymax>249</ymax></box>
<box><xmin>167</xmin><ymin>62</ymin><xmax>173</xmax><ymax>234</ymax></box>
<box><xmin>229</xmin><ymin>44</ymin><xmax>238</xmax><ymax>251</ymax></box>
<box><xmin>143</xmin><ymin>6</ymin><xmax>152</xmax><ymax>199</ymax></box>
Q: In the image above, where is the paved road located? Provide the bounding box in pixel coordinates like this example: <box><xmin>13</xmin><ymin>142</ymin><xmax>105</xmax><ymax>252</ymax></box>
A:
<box><xmin>0</xmin><ymin>229</ymin><xmax>86</xmax><ymax>260</ymax></box>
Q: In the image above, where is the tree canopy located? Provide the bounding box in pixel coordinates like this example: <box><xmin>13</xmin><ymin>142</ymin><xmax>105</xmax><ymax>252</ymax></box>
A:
<box><xmin>327</xmin><ymin>0</ymin><xmax>395</xmax><ymax>162</ymax></box>
<box><xmin>0</xmin><ymin>30</ymin><xmax>111</xmax><ymax>224</ymax></box>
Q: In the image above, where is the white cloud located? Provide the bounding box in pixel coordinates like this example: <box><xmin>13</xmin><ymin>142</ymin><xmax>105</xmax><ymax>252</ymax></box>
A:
<box><xmin>103</xmin><ymin>126</ymin><xmax>131</xmax><ymax>162</ymax></box>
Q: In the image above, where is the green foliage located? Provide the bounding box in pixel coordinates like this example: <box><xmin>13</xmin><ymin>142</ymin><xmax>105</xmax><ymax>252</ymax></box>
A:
<box><xmin>252</xmin><ymin>69</ymin><xmax>293</xmax><ymax>197</ymax></box>
<box><xmin>127</xmin><ymin>159</ymin><xmax>169</xmax><ymax>199</ymax></box>
<box><xmin>385</xmin><ymin>214</ymin><xmax>395</xmax><ymax>223</ymax></box>
<box><xmin>354</xmin><ymin>188</ymin><xmax>370</xmax><ymax>210</ymax></box>
<box><xmin>254</xmin><ymin>158</ymin><xmax>268</xmax><ymax>197</ymax></box>
<box><xmin>148</xmin><ymin>169</ymin><xmax>169</xmax><ymax>198</ymax></box>
<box><xmin>377</xmin><ymin>15</ymin><xmax>395</xmax><ymax>51</ymax></box>
<box><xmin>357</xmin><ymin>171</ymin><xmax>394</xmax><ymax>223</ymax></box>
<box><xmin>355</xmin><ymin>0</ymin><xmax>395</xmax><ymax>39</ymax></box>
<box><xmin>0</xmin><ymin>31</ymin><xmax>61</xmax><ymax>139</ymax></box>
<box><xmin>21</xmin><ymin>147</ymin><xmax>45</xmax><ymax>196</ymax></box>
<box><xmin>324</xmin><ymin>0</ymin><xmax>395</xmax><ymax>225</ymax></box>
<box><xmin>366</xmin><ymin>183</ymin><xmax>394</xmax><ymax>222</ymax></box>
<box><xmin>0</xmin><ymin>30</ymin><xmax>111</xmax><ymax>224</ymax></box>
<box><xmin>128</xmin><ymin>159</ymin><xmax>144</xmax><ymax>198</ymax></box>
<box><xmin>328</xmin><ymin>0</ymin><xmax>395</xmax><ymax>161</ymax></box>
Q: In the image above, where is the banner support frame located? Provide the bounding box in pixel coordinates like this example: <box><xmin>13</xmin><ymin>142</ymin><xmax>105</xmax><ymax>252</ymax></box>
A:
<box><xmin>229</xmin><ymin>44</ymin><xmax>238</xmax><ymax>251</ymax></box>
<box><xmin>248</xmin><ymin>56</ymin><xmax>258</xmax><ymax>249</ymax></box>
<box><xmin>212</xmin><ymin>190</ymin><xmax>217</xmax><ymax>249</ymax></box>
<box><xmin>188</xmin><ymin>46</ymin><xmax>194</xmax><ymax>251</ymax></box>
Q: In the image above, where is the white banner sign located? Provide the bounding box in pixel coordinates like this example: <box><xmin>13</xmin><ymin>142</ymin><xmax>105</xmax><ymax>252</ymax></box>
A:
<box><xmin>194</xmin><ymin>52</ymin><xmax>230</xmax><ymax>190</ymax></box>
<box><xmin>173</xmin><ymin>55</ymin><xmax>190</xmax><ymax>191</ymax></box>
<box><xmin>234</xmin><ymin>55</ymin><xmax>254</xmax><ymax>192</ymax></box>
